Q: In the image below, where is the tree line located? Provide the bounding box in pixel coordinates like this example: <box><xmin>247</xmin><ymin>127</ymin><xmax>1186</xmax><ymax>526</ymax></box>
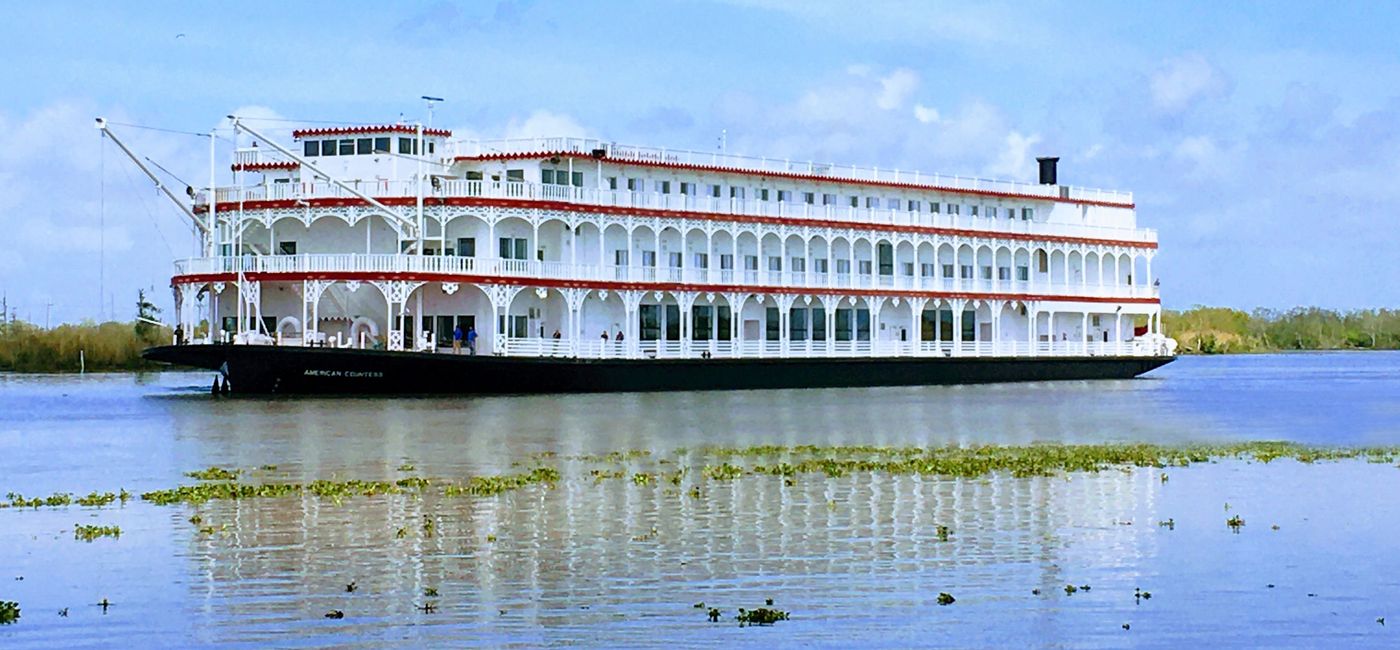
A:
<box><xmin>0</xmin><ymin>290</ymin><xmax>170</xmax><ymax>372</ymax></box>
<box><xmin>1163</xmin><ymin>306</ymin><xmax>1400</xmax><ymax>354</ymax></box>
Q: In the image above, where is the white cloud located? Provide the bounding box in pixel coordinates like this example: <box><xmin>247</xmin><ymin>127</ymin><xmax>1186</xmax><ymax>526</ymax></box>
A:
<box><xmin>913</xmin><ymin>104</ymin><xmax>941</xmax><ymax>124</ymax></box>
<box><xmin>984</xmin><ymin>131</ymin><xmax>1042</xmax><ymax>180</ymax></box>
<box><xmin>1150</xmin><ymin>53</ymin><xmax>1230</xmax><ymax>114</ymax></box>
<box><xmin>502</xmin><ymin>110</ymin><xmax>590</xmax><ymax>139</ymax></box>
<box><xmin>876</xmin><ymin>69</ymin><xmax>919</xmax><ymax>110</ymax></box>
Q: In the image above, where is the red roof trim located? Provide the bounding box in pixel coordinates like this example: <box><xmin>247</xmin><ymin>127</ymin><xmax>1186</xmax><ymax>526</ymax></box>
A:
<box><xmin>292</xmin><ymin>125</ymin><xmax>451</xmax><ymax>139</ymax></box>
<box><xmin>172</xmin><ymin>271</ymin><xmax>1160</xmax><ymax>305</ymax></box>
<box><xmin>202</xmin><ymin>196</ymin><xmax>1157</xmax><ymax>250</ymax></box>
<box><xmin>452</xmin><ymin>151</ymin><xmax>1136</xmax><ymax>209</ymax></box>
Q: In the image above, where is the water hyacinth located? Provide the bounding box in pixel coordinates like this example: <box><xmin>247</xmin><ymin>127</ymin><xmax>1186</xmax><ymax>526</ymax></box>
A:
<box><xmin>185</xmin><ymin>467</ymin><xmax>240</xmax><ymax>481</ymax></box>
<box><xmin>0</xmin><ymin>600</ymin><xmax>18</xmax><ymax>625</ymax></box>
<box><xmin>74</xmin><ymin>524</ymin><xmax>121</xmax><ymax>542</ymax></box>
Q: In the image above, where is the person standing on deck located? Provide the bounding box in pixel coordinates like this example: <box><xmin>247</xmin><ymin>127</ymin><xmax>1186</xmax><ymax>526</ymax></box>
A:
<box><xmin>452</xmin><ymin>324</ymin><xmax>463</xmax><ymax>354</ymax></box>
<box><xmin>466</xmin><ymin>326</ymin><xmax>478</xmax><ymax>355</ymax></box>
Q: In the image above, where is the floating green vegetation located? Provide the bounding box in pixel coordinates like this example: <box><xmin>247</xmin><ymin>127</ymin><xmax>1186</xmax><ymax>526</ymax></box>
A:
<box><xmin>1227</xmin><ymin>515</ymin><xmax>1246</xmax><ymax>531</ymax></box>
<box><xmin>185</xmin><ymin>466</ymin><xmax>240</xmax><ymax>481</ymax></box>
<box><xmin>73</xmin><ymin>524</ymin><xmax>121</xmax><ymax>542</ymax></box>
<box><xmin>1064</xmin><ymin>584</ymin><xmax>1079</xmax><ymax>595</ymax></box>
<box><xmin>935</xmin><ymin>525</ymin><xmax>951</xmax><ymax>542</ymax></box>
<box><xmin>396</xmin><ymin>463</ymin><xmax>416</xmax><ymax>472</ymax></box>
<box><xmin>6</xmin><ymin>492</ymin><xmax>73</xmax><ymax>508</ymax></box>
<box><xmin>324</xmin><ymin>609</ymin><xmax>344</xmax><ymax>619</ymax></box>
<box><xmin>937</xmin><ymin>592</ymin><xmax>956</xmax><ymax>606</ymax></box>
<box><xmin>395</xmin><ymin>477</ymin><xmax>431</xmax><ymax>490</ymax></box>
<box><xmin>443</xmin><ymin>467</ymin><xmax>560</xmax><ymax>497</ymax></box>
<box><xmin>1159</xmin><ymin>518</ymin><xmax>1176</xmax><ymax>530</ymax></box>
<box><xmin>259</xmin><ymin>465</ymin><xmax>278</xmax><ymax>471</ymax></box>
<box><xmin>631</xmin><ymin>473</ymin><xmax>653</xmax><ymax>486</ymax></box>
<box><xmin>424</xmin><ymin>587</ymin><xmax>439</xmax><ymax>598</ymax></box>
<box><xmin>702</xmin><ymin>463</ymin><xmax>744</xmax><ymax>480</ymax></box>
<box><xmin>0</xmin><ymin>600</ymin><xmax>18</xmax><ymax>625</ymax></box>
<box><xmin>421</xmin><ymin>516</ymin><xmax>436</xmax><ymax>538</ymax></box>
<box><xmin>76</xmin><ymin>491</ymin><xmax>117</xmax><ymax>507</ymax></box>
<box><xmin>736</xmin><ymin>607</ymin><xmax>790</xmax><ymax>626</ymax></box>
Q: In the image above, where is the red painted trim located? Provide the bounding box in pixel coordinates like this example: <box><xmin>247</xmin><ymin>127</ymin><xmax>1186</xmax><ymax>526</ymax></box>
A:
<box><xmin>452</xmin><ymin>151</ymin><xmax>1135</xmax><ymax>209</ymax></box>
<box><xmin>231</xmin><ymin>162</ymin><xmax>298</xmax><ymax>172</ymax></box>
<box><xmin>202</xmin><ymin>196</ymin><xmax>1157</xmax><ymax>250</ymax></box>
<box><xmin>292</xmin><ymin>124</ymin><xmax>452</xmax><ymax>139</ymax></box>
<box><xmin>173</xmin><ymin>271</ymin><xmax>1160</xmax><ymax>305</ymax></box>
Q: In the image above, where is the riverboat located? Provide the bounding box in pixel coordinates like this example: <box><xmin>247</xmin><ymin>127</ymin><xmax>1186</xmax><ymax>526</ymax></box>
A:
<box><xmin>105</xmin><ymin>115</ymin><xmax>1176</xmax><ymax>394</ymax></box>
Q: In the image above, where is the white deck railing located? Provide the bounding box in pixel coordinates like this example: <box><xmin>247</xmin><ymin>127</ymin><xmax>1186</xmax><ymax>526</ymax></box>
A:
<box><xmin>207</xmin><ymin>179</ymin><xmax>1154</xmax><ymax>244</ymax></box>
<box><xmin>498</xmin><ymin>337</ymin><xmax>1156</xmax><ymax>359</ymax></box>
<box><xmin>174</xmin><ymin>254</ymin><xmax>1159</xmax><ymax>299</ymax></box>
<box><xmin>451</xmin><ymin>137</ymin><xmax>1134</xmax><ymax>206</ymax></box>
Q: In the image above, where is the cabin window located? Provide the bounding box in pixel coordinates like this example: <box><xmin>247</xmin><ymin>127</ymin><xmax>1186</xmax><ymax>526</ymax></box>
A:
<box><xmin>374</xmin><ymin>137</ymin><xmax>390</xmax><ymax>153</ymax></box>
<box><xmin>812</xmin><ymin>307</ymin><xmax>827</xmax><ymax>341</ymax></box>
<box><xmin>836</xmin><ymin>259</ymin><xmax>851</xmax><ymax>274</ymax></box>
<box><xmin>541</xmin><ymin>169</ymin><xmax>555</xmax><ymax>184</ymax></box>
<box><xmin>506</xmin><ymin>169</ymin><xmax>525</xmax><ymax>182</ymax></box>
<box><xmin>803</xmin><ymin>192</ymin><xmax>815</xmax><ymax>204</ymax></box>
<box><xmin>998</xmin><ymin>266</ymin><xmax>1011</xmax><ymax>280</ymax></box>
<box><xmin>962</xmin><ymin>310</ymin><xmax>977</xmax><ymax>341</ymax></box>
<box><xmin>856</xmin><ymin>309</ymin><xmax>871</xmax><ymax>341</ymax></box>
<box><xmin>960</xmin><ymin>264</ymin><xmax>973</xmax><ymax>279</ymax></box>
<box><xmin>607</xmin><ymin>176</ymin><xmax>618</xmax><ymax>190</ymax></box>
<box><xmin>866</xmin><ymin>197</ymin><xmax>879</xmax><ymax>208</ymax></box>
<box><xmin>858</xmin><ymin>260</ymin><xmax>872</xmax><ymax>275</ymax></box>
<box><xmin>757</xmin><ymin>188</ymin><xmax>770</xmax><ymax>201</ymax></box>
<box><xmin>719</xmin><ymin>254</ymin><xmax>732</xmax><ymax>270</ymax></box>
<box><xmin>930</xmin><ymin>202</ymin><xmax>940</xmax><ymax>214</ymax></box>
<box><xmin>717</xmin><ymin>306</ymin><xmax>732</xmax><ymax>340</ymax></box>
<box><xmin>709</xmin><ymin>184</ymin><xmax>722</xmax><ymax>197</ymax></box>
<box><xmin>790</xmin><ymin>257</ymin><xmax>805</xmax><ymax>273</ymax></box>
<box><xmin>942</xmin><ymin>263</ymin><xmax>954</xmax><ymax>278</ymax></box>
<box><xmin>668</xmin><ymin>252</ymin><xmax>682</xmax><ymax>268</ymax></box>
<box><xmin>642</xmin><ymin>251</ymin><xmax>657</xmax><ymax>267</ymax></box>
<box><xmin>765</xmin><ymin>308</ymin><xmax>780</xmax><ymax>341</ymax></box>
<box><xmin>457</xmin><ymin>238</ymin><xmax>475</xmax><ymax>257</ymax></box>
<box><xmin>278</xmin><ymin>241</ymin><xmax>297</xmax><ymax>255</ymax></box>
<box><xmin>320</xmin><ymin>139</ymin><xmax>336</xmax><ymax>156</ymax></box>
<box><xmin>571</xmin><ymin>171</ymin><xmax>583</xmax><ymax>187</ymax></box>
<box><xmin>627</xmin><ymin>178</ymin><xmax>642</xmax><ymax>191</ymax></box>
<box><xmin>1037</xmin><ymin>250</ymin><xmax>1049</xmax><ymax>272</ymax></box>
<box><xmin>1017</xmin><ymin>265</ymin><xmax>1029</xmax><ymax>281</ymax></box>
<box><xmin>971</xmin><ymin>205</ymin><xmax>980</xmax><ymax>217</ymax></box>
<box><xmin>901</xmin><ymin>262</ymin><xmax>914</xmax><ymax>276</ymax></box>
<box><xmin>814</xmin><ymin>258</ymin><xmax>828</xmax><ymax>273</ymax></box>
<box><xmin>1092</xmin><ymin>315</ymin><xmax>1102</xmax><ymax>326</ymax></box>
<box><xmin>338</xmin><ymin>139</ymin><xmax>354</xmax><ymax>155</ymax></box>
<box><xmin>398</xmin><ymin>138</ymin><xmax>412</xmax><ymax>154</ymax></box>
<box><xmin>907</xmin><ymin>200</ymin><xmax>921</xmax><ymax>212</ymax></box>
<box><xmin>835</xmin><ymin>309</ymin><xmax>853</xmax><ymax>341</ymax></box>
<box><xmin>639</xmin><ymin>305</ymin><xmax>661</xmax><ymax>341</ymax></box>
<box><xmin>987</xmin><ymin>207</ymin><xmax>998</xmax><ymax>219</ymax></box>
<box><xmin>921</xmin><ymin>263</ymin><xmax>935</xmax><ymax>277</ymax></box>
<box><xmin>304</xmin><ymin>140</ymin><xmax>320</xmax><ymax>156</ymax></box>
<box><xmin>427</xmin><ymin>142</ymin><xmax>435</xmax><ymax>154</ymax></box>
<box><xmin>744</xmin><ymin>255</ymin><xmax>759</xmax><ymax>271</ymax></box>
<box><xmin>730</xmin><ymin>186</ymin><xmax>746</xmax><ymax>199</ymax></box>
<box><xmin>693</xmin><ymin>253</ymin><xmax>708</xmax><ymax>268</ymax></box>
<box><xmin>767</xmin><ymin>256</ymin><xmax>781</xmax><ymax>272</ymax></box>
<box><xmin>357</xmin><ymin>138</ymin><xmax>372</xmax><ymax>155</ymax></box>
<box><xmin>679</xmin><ymin>182</ymin><xmax>695</xmax><ymax>195</ymax></box>
<box><xmin>499</xmin><ymin>237</ymin><xmax>527</xmax><ymax>260</ymax></box>
<box><xmin>886</xmin><ymin>198</ymin><xmax>900</xmax><ymax>210</ymax></box>
<box><xmin>790</xmin><ymin>308</ymin><xmax>808</xmax><ymax>341</ymax></box>
<box><xmin>692</xmin><ymin>305</ymin><xmax>712</xmax><ymax>341</ymax></box>
<box><xmin>981</xmin><ymin>266</ymin><xmax>993</xmax><ymax>280</ymax></box>
<box><xmin>876</xmin><ymin>243</ymin><xmax>893</xmax><ymax>275</ymax></box>
<box><xmin>849</xmin><ymin>196</ymin><xmax>859</xmax><ymax>208</ymax></box>
<box><xmin>614</xmin><ymin>250</ymin><xmax>629</xmax><ymax>266</ymax></box>
<box><xmin>777</xmin><ymin>190</ymin><xmax>792</xmax><ymax>202</ymax></box>
<box><xmin>465</xmin><ymin>171</ymin><xmax>483</xmax><ymax>181</ymax></box>
<box><xmin>822</xmin><ymin>193</ymin><xmax>836</xmax><ymax>205</ymax></box>
<box><xmin>656</xmin><ymin>180</ymin><xmax>671</xmax><ymax>194</ymax></box>
<box><xmin>1022</xmin><ymin>207</ymin><xmax>1034</xmax><ymax>220</ymax></box>
<box><xmin>665</xmin><ymin>305</ymin><xmax>681</xmax><ymax>340</ymax></box>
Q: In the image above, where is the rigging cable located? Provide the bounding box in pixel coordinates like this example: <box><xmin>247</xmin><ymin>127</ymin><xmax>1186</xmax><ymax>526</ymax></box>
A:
<box><xmin>108</xmin><ymin>137</ymin><xmax>177</xmax><ymax>259</ymax></box>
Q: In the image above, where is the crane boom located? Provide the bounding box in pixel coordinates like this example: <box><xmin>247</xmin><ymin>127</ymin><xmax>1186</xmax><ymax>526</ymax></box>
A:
<box><xmin>94</xmin><ymin>118</ymin><xmax>211</xmax><ymax>236</ymax></box>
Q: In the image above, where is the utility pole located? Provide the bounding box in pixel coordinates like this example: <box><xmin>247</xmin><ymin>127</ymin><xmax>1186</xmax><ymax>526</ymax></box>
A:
<box><xmin>45</xmin><ymin>302</ymin><xmax>53</xmax><ymax>330</ymax></box>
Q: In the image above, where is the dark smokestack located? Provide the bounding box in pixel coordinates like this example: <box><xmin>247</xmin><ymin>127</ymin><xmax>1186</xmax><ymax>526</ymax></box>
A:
<box><xmin>1036</xmin><ymin>156</ymin><xmax>1059</xmax><ymax>185</ymax></box>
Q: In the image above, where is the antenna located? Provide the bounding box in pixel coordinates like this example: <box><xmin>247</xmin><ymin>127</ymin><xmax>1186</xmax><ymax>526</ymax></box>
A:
<box><xmin>421</xmin><ymin>96</ymin><xmax>444</xmax><ymax>129</ymax></box>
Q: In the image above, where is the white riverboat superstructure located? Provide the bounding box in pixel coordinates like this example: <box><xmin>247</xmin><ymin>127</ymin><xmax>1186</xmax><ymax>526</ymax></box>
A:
<box><xmin>127</xmin><ymin>116</ymin><xmax>1173</xmax><ymax>385</ymax></box>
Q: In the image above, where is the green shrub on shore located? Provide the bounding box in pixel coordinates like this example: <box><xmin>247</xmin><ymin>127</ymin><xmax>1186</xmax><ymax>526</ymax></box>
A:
<box><xmin>0</xmin><ymin>319</ymin><xmax>169</xmax><ymax>372</ymax></box>
<box><xmin>1164</xmin><ymin>307</ymin><xmax>1400</xmax><ymax>354</ymax></box>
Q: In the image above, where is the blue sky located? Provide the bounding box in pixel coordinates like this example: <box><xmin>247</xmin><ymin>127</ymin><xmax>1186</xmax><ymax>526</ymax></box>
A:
<box><xmin>1</xmin><ymin>0</ymin><xmax>1397</xmax><ymax>324</ymax></box>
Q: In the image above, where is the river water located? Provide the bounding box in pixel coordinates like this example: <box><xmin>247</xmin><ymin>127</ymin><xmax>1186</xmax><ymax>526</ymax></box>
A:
<box><xmin>1</xmin><ymin>352</ymin><xmax>1398</xmax><ymax>648</ymax></box>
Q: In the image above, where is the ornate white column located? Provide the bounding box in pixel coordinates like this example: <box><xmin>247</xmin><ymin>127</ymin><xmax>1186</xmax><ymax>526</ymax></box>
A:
<box><xmin>867</xmin><ymin>295</ymin><xmax>887</xmax><ymax>357</ymax></box>
<box><xmin>950</xmin><ymin>298</ymin><xmax>964</xmax><ymax>357</ymax></box>
<box><xmin>773</xmin><ymin>292</ymin><xmax>796</xmax><ymax>357</ymax></box>
<box><xmin>622</xmin><ymin>289</ymin><xmax>645</xmax><ymax>358</ymax></box>
<box><xmin>562</xmin><ymin>287</ymin><xmax>589</xmax><ymax>357</ymax></box>
<box><xmin>677</xmin><ymin>291</ymin><xmax>697</xmax><ymax>357</ymax></box>
<box><xmin>481</xmin><ymin>283</ymin><xmax>524</xmax><ymax>355</ymax></box>
<box><xmin>723</xmin><ymin>291</ymin><xmax>748</xmax><ymax>358</ymax></box>
<box><xmin>370</xmin><ymin>280</ymin><xmax>425</xmax><ymax>351</ymax></box>
<box><xmin>909</xmin><ymin>297</ymin><xmax>929</xmax><ymax>356</ymax></box>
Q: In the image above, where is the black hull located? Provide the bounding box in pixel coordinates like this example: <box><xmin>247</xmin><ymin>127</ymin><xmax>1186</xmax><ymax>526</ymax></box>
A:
<box><xmin>143</xmin><ymin>345</ymin><xmax>1174</xmax><ymax>395</ymax></box>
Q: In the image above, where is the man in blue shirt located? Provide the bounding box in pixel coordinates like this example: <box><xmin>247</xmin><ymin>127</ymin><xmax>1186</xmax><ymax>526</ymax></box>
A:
<box><xmin>466</xmin><ymin>326</ymin><xmax>478</xmax><ymax>355</ymax></box>
<box><xmin>452</xmin><ymin>324</ymin><xmax>463</xmax><ymax>354</ymax></box>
